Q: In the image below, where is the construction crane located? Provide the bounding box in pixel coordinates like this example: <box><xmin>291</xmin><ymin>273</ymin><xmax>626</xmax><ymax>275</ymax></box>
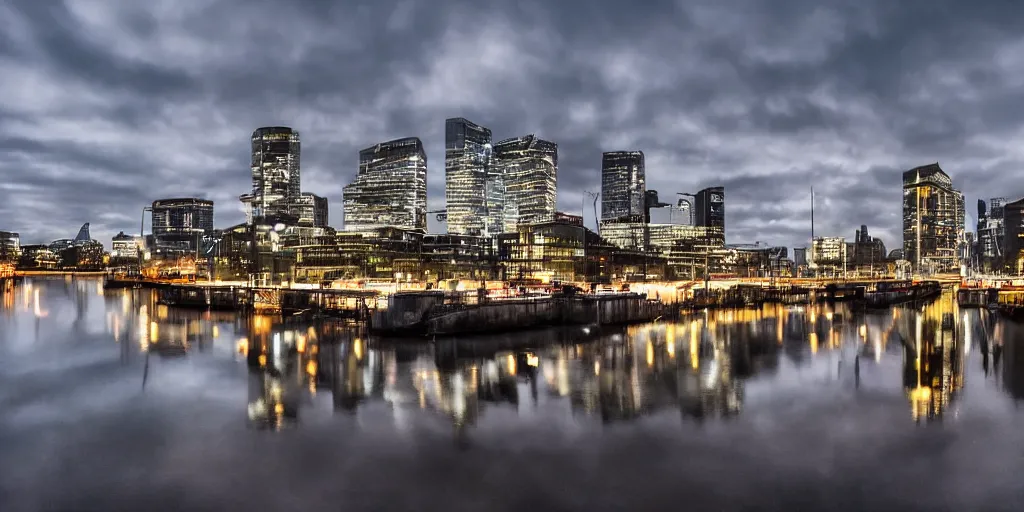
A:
<box><xmin>583</xmin><ymin>191</ymin><xmax>600</xmax><ymax>232</ymax></box>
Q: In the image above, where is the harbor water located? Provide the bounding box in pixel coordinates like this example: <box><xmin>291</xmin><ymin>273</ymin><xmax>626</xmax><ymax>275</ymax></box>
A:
<box><xmin>2</xmin><ymin>277</ymin><xmax>1024</xmax><ymax>511</ymax></box>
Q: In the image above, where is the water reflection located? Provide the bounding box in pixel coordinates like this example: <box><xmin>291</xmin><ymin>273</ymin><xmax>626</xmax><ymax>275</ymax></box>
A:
<box><xmin>5</xmin><ymin>278</ymin><xmax>1021</xmax><ymax>431</ymax></box>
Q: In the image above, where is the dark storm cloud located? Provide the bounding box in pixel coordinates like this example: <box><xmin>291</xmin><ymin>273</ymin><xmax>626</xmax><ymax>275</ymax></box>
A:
<box><xmin>2</xmin><ymin>0</ymin><xmax>1024</xmax><ymax>250</ymax></box>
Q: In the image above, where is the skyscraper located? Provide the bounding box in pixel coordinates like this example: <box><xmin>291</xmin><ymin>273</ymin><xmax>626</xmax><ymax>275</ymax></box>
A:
<box><xmin>445</xmin><ymin>118</ymin><xmax>491</xmax><ymax>236</ymax></box>
<box><xmin>246</xmin><ymin>127</ymin><xmax>300</xmax><ymax>221</ymax></box>
<box><xmin>493</xmin><ymin>134</ymin><xmax>558</xmax><ymax>230</ymax></box>
<box><xmin>601</xmin><ymin>151</ymin><xmax>646</xmax><ymax>221</ymax></box>
<box><xmin>343</xmin><ymin>137</ymin><xmax>427</xmax><ymax>232</ymax></box>
<box><xmin>902</xmin><ymin>163</ymin><xmax>962</xmax><ymax>272</ymax></box>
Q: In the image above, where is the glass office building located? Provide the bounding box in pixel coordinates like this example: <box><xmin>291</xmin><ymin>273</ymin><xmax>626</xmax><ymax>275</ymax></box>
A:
<box><xmin>343</xmin><ymin>137</ymin><xmax>427</xmax><ymax>232</ymax></box>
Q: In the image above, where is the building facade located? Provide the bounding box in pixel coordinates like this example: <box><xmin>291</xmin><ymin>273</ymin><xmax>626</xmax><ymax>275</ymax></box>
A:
<box><xmin>245</xmin><ymin>126</ymin><xmax>300</xmax><ymax>222</ymax></box>
<box><xmin>601</xmin><ymin>151</ymin><xmax>646</xmax><ymax>221</ymax></box>
<box><xmin>977</xmin><ymin>197</ymin><xmax>1006</xmax><ymax>271</ymax></box>
<box><xmin>289</xmin><ymin>192</ymin><xmax>328</xmax><ymax>228</ymax></box>
<box><xmin>0</xmin><ymin>231</ymin><xmax>20</xmax><ymax>263</ymax></box>
<box><xmin>493</xmin><ymin>134</ymin><xmax>558</xmax><ymax>230</ymax></box>
<box><xmin>694</xmin><ymin>186</ymin><xmax>725</xmax><ymax>231</ymax></box>
<box><xmin>151</xmin><ymin>198</ymin><xmax>215</xmax><ymax>255</ymax></box>
<box><xmin>1003</xmin><ymin>198</ymin><xmax>1024</xmax><ymax>274</ymax></box>
<box><xmin>343</xmin><ymin>137</ymin><xmax>427</xmax><ymax>232</ymax></box>
<box><xmin>445</xmin><ymin>118</ymin><xmax>491</xmax><ymax>236</ymax></box>
<box><xmin>902</xmin><ymin>163</ymin><xmax>962</xmax><ymax>273</ymax></box>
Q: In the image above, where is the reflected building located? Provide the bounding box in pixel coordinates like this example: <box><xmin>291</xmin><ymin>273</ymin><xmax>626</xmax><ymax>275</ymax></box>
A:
<box><xmin>445</xmin><ymin>118</ymin><xmax>491</xmax><ymax>237</ymax></box>
<box><xmin>901</xmin><ymin>294</ymin><xmax>964</xmax><ymax>422</ymax></box>
<box><xmin>343</xmin><ymin>137</ymin><xmax>427</xmax><ymax>232</ymax></box>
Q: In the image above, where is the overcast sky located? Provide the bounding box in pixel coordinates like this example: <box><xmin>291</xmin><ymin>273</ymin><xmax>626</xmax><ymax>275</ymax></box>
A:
<box><xmin>2</xmin><ymin>0</ymin><xmax>1023</xmax><ymax>252</ymax></box>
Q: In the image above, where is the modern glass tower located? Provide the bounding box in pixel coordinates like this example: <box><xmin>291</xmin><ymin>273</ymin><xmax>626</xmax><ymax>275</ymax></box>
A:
<box><xmin>246</xmin><ymin>126</ymin><xmax>300</xmax><ymax>221</ymax></box>
<box><xmin>601</xmin><ymin>151</ymin><xmax>646</xmax><ymax>221</ymax></box>
<box><xmin>151</xmin><ymin>198</ymin><xmax>215</xmax><ymax>253</ymax></box>
<box><xmin>902</xmin><ymin>163</ymin><xmax>962</xmax><ymax>272</ymax></box>
<box><xmin>343</xmin><ymin>137</ymin><xmax>427</xmax><ymax>232</ymax></box>
<box><xmin>445</xmin><ymin>118</ymin><xmax>491</xmax><ymax>236</ymax></box>
<box><xmin>493</xmin><ymin>134</ymin><xmax>557</xmax><ymax>229</ymax></box>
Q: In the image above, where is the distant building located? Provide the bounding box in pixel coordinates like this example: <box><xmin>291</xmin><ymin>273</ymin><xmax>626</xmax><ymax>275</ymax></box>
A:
<box><xmin>694</xmin><ymin>186</ymin><xmax>725</xmax><ymax>231</ymax></box>
<box><xmin>849</xmin><ymin>225</ymin><xmax>887</xmax><ymax>273</ymax></box>
<box><xmin>289</xmin><ymin>192</ymin><xmax>328</xmax><ymax>228</ymax></box>
<box><xmin>811</xmin><ymin>237</ymin><xmax>847</xmax><ymax>277</ymax></box>
<box><xmin>111</xmin><ymin>231</ymin><xmax>141</xmax><ymax>259</ymax></box>
<box><xmin>977</xmin><ymin>197</ymin><xmax>1007</xmax><ymax>271</ymax></box>
<box><xmin>445</xmin><ymin>118</ymin><xmax>491</xmax><ymax>236</ymax></box>
<box><xmin>601</xmin><ymin>151</ymin><xmax>646</xmax><ymax>221</ymax></box>
<box><xmin>343</xmin><ymin>137</ymin><xmax>427</xmax><ymax>232</ymax></box>
<box><xmin>0</xmin><ymin>231</ymin><xmax>20</xmax><ymax>263</ymax></box>
<box><xmin>493</xmin><ymin>134</ymin><xmax>558</xmax><ymax>230</ymax></box>
<box><xmin>1003</xmin><ymin>198</ymin><xmax>1024</xmax><ymax>274</ymax></box>
<box><xmin>902</xmin><ymin>163</ymin><xmax>962</xmax><ymax>273</ymax></box>
<box><xmin>793</xmin><ymin>247</ymin><xmax>807</xmax><ymax>267</ymax></box>
<box><xmin>151</xmin><ymin>198</ymin><xmax>215</xmax><ymax>256</ymax></box>
<box><xmin>243</xmin><ymin>127</ymin><xmax>301</xmax><ymax>222</ymax></box>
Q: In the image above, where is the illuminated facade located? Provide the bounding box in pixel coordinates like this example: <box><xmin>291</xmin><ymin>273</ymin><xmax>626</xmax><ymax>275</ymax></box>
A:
<box><xmin>151</xmin><ymin>198</ymin><xmax>215</xmax><ymax>255</ymax></box>
<box><xmin>244</xmin><ymin>126</ymin><xmax>301</xmax><ymax>222</ymax></box>
<box><xmin>0</xmin><ymin>231</ymin><xmax>19</xmax><ymax>262</ymax></box>
<box><xmin>811</xmin><ymin>236</ymin><xmax>846</xmax><ymax>276</ymax></box>
<box><xmin>445</xmin><ymin>118</ymin><xmax>491</xmax><ymax>236</ymax></box>
<box><xmin>110</xmin><ymin>231</ymin><xmax>141</xmax><ymax>259</ymax></box>
<box><xmin>902</xmin><ymin>163</ymin><xmax>962</xmax><ymax>272</ymax></box>
<box><xmin>343</xmin><ymin>137</ymin><xmax>427</xmax><ymax>232</ymax></box>
<box><xmin>289</xmin><ymin>192</ymin><xmax>328</xmax><ymax>228</ymax></box>
<box><xmin>493</xmin><ymin>135</ymin><xmax>557</xmax><ymax>230</ymax></box>
<box><xmin>601</xmin><ymin>151</ymin><xmax>646</xmax><ymax>221</ymax></box>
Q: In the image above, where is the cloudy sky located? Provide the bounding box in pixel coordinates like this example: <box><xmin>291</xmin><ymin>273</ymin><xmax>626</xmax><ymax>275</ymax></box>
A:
<box><xmin>2</xmin><ymin>0</ymin><xmax>1023</xmax><ymax>252</ymax></box>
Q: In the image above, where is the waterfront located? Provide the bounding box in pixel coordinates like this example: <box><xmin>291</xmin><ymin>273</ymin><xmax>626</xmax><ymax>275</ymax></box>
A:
<box><xmin>3</xmin><ymin>277</ymin><xmax>1024</xmax><ymax>510</ymax></box>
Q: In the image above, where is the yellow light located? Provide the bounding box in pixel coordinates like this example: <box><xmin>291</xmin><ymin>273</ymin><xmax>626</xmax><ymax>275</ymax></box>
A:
<box><xmin>274</xmin><ymin>403</ymin><xmax>284</xmax><ymax>415</ymax></box>
<box><xmin>296</xmin><ymin>335</ymin><xmax>306</xmax><ymax>353</ymax></box>
<box><xmin>646</xmin><ymin>341</ymin><xmax>654</xmax><ymax>367</ymax></box>
<box><xmin>237</xmin><ymin>338</ymin><xmax>249</xmax><ymax>356</ymax></box>
<box><xmin>354</xmin><ymin>338</ymin><xmax>363</xmax><ymax>360</ymax></box>
<box><xmin>258</xmin><ymin>354</ymin><xmax>267</xmax><ymax>367</ymax></box>
<box><xmin>526</xmin><ymin>354</ymin><xmax>539</xmax><ymax>367</ymax></box>
<box><xmin>212</xmin><ymin>325</ymin><xmax>220</xmax><ymax>338</ymax></box>
<box><xmin>507</xmin><ymin>354</ymin><xmax>517</xmax><ymax>375</ymax></box>
<box><xmin>810</xmin><ymin>332</ymin><xmax>818</xmax><ymax>354</ymax></box>
<box><xmin>859</xmin><ymin>324</ymin><xmax>867</xmax><ymax>338</ymax></box>
<box><xmin>666</xmin><ymin>339</ymin><xmax>675</xmax><ymax>358</ymax></box>
<box><xmin>306</xmin><ymin>360</ymin><xmax>317</xmax><ymax>376</ymax></box>
<box><xmin>593</xmin><ymin>360</ymin><xmax>600</xmax><ymax>375</ymax></box>
<box><xmin>150</xmin><ymin>321</ymin><xmax>158</xmax><ymax>343</ymax></box>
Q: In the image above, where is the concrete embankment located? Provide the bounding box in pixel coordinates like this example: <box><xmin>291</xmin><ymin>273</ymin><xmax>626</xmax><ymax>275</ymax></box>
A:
<box><xmin>371</xmin><ymin>292</ymin><xmax>669</xmax><ymax>337</ymax></box>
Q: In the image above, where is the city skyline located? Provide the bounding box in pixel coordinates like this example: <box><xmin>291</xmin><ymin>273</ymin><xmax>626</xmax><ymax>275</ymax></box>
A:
<box><xmin>3</xmin><ymin>1</ymin><xmax>1023</xmax><ymax>252</ymax></box>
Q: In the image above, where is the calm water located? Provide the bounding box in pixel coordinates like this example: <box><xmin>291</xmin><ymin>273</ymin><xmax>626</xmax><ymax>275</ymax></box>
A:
<box><xmin>2</xmin><ymin>277</ymin><xmax>1024</xmax><ymax>511</ymax></box>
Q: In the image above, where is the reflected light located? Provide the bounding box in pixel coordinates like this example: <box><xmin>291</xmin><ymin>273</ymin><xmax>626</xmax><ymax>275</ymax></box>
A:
<box><xmin>507</xmin><ymin>354</ymin><xmax>517</xmax><ymax>376</ymax></box>
<box><xmin>526</xmin><ymin>354</ymin><xmax>539</xmax><ymax>367</ymax></box>
<box><xmin>354</xmin><ymin>339</ymin><xmax>363</xmax><ymax>360</ymax></box>
<box><xmin>237</xmin><ymin>338</ymin><xmax>249</xmax><ymax>356</ymax></box>
<box><xmin>306</xmin><ymin>360</ymin><xmax>317</xmax><ymax>377</ymax></box>
<box><xmin>810</xmin><ymin>332</ymin><xmax>819</xmax><ymax>354</ymax></box>
<box><xmin>32</xmin><ymin>289</ymin><xmax>48</xmax><ymax>318</ymax></box>
<box><xmin>645</xmin><ymin>341</ymin><xmax>654</xmax><ymax>367</ymax></box>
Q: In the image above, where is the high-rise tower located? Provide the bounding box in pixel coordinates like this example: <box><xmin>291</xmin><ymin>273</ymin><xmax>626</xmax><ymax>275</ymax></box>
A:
<box><xmin>493</xmin><ymin>135</ymin><xmax>557</xmax><ymax>230</ymax></box>
<box><xmin>245</xmin><ymin>127</ymin><xmax>300</xmax><ymax>222</ymax></box>
<box><xmin>445</xmin><ymin>118</ymin><xmax>491</xmax><ymax>236</ymax></box>
<box><xmin>343</xmin><ymin>137</ymin><xmax>427</xmax><ymax>232</ymax></box>
<box><xmin>600</xmin><ymin>151</ymin><xmax>646</xmax><ymax>221</ymax></box>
